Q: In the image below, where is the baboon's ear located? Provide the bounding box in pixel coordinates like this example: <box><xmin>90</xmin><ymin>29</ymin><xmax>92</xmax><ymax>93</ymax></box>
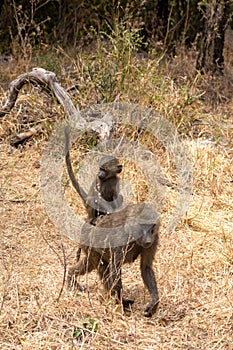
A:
<box><xmin>98</xmin><ymin>168</ymin><xmax>107</xmax><ymax>179</ymax></box>
<box><xmin>117</xmin><ymin>164</ymin><xmax>123</xmax><ymax>173</ymax></box>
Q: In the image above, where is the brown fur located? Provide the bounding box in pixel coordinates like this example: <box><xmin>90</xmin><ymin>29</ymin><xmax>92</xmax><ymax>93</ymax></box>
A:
<box><xmin>68</xmin><ymin>203</ymin><xmax>160</xmax><ymax>317</ymax></box>
<box><xmin>64</xmin><ymin>126</ymin><xmax>123</xmax><ymax>224</ymax></box>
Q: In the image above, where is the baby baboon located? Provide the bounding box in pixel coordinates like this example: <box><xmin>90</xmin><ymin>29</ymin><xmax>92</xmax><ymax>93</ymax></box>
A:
<box><xmin>68</xmin><ymin>203</ymin><xmax>160</xmax><ymax>317</ymax></box>
<box><xmin>64</xmin><ymin>126</ymin><xmax>123</xmax><ymax>224</ymax></box>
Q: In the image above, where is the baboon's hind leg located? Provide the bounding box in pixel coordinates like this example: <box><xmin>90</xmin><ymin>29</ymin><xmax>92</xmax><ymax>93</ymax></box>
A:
<box><xmin>67</xmin><ymin>254</ymin><xmax>96</xmax><ymax>290</ymax></box>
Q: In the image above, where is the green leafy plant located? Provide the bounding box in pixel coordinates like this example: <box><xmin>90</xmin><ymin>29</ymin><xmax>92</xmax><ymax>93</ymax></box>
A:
<box><xmin>73</xmin><ymin>317</ymin><xmax>99</xmax><ymax>341</ymax></box>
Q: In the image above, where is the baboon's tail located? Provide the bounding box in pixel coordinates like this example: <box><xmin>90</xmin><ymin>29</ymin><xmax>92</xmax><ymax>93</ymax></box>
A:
<box><xmin>64</xmin><ymin>125</ymin><xmax>87</xmax><ymax>203</ymax></box>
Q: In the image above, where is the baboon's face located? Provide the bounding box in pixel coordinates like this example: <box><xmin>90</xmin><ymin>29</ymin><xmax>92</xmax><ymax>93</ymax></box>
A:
<box><xmin>98</xmin><ymin>157</ymin><xmax>122</xmax><ymax>180</ymax></box>
<box><xmin>136</xmin><ymin>224</ymin><xmax>156</xmax><ymax>248</ymax></box>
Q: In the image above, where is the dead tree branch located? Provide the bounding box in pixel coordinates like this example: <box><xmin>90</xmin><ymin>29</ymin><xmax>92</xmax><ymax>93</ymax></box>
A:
<box><xmin>0</xmin><ymin>67</ymin><xmax>113</xmax><ymax>140</ymax></box>
<box><xmin>10</xmin><ymin>124</ymin><xmax>42</xmax><ymax>146</ymax></box>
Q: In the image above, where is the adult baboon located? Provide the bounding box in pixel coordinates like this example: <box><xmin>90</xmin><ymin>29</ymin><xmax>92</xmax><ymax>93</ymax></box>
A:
<box><xmin>68</xmin><ymin>203</ymin><xmax>160</xmax><ymax>317</ymax></box>
<box><xmin>64</xmin><ymin>126</ymin><xmax>123</xmax><ymax>224</ymax></box>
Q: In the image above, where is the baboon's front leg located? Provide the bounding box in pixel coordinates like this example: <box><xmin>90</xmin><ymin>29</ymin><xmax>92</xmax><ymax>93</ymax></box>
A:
<box><xmin>104</xmin><ymin>252</ymin><xmax>134</xmax><ymax>309</ymax></box>
<box><xmin>140</xmin><ymin>247</ymin><xmax>159</xmax><ymax>317</ymax></box>
<box><xmin>140</xmin><ymin>262</ymin><xmax>159</xmax><ymax>317</ymax></box>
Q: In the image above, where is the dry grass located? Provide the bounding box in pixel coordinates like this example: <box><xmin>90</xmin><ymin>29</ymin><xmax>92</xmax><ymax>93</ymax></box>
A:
<box><xmin>0</xmin><ymin>43</ymin><xmax>233</xmax><ymax>349</ymax></box>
